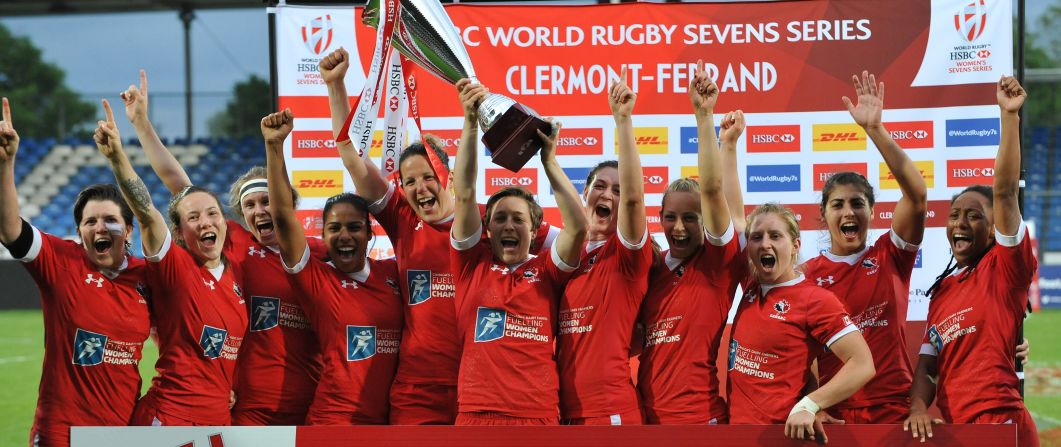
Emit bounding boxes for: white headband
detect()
[239,179,269,202]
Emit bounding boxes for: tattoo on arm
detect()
[120,177,153,215]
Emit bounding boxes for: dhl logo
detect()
[879,161,934,189]
[292,170,344,197]
[812,124,867,151]
[680,166,698,181]
[616,127,669,154]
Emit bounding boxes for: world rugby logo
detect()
[954,0,987,42]
[301,15,334,55]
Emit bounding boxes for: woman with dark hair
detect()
[729,202,875,442]
[94,99,247,426]
[119,70,323,425]
[262,109,402,425]
[904,77,1039,447]
[799,71,927,424]
[449,79,586,425]
[638,62,747,425]
[317,48,556,424]
[0,98,151,447]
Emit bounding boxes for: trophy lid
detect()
[363,0,477,84]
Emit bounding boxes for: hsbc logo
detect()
[556,128,604,156]
[424,129,462,156]
[646,175,664,184]
[485,168,538,194]
[301,15,334,55]
[388,96,400,112]
[292,131,339,158]
[642,166,669,194]
[884,121,934,149]
[747,125,800,153]
[947,158,995,187]
[954,0,987,42]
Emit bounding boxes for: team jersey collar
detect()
[664,250,687,271]
[206,263,225,281]
[98,255,130,280]
[340,260,370,283]
[507,253,536,271]
[759,273,805,297]
[822,243,871,265]
[585,239,607,253]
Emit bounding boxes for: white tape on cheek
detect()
[105,222,124,236]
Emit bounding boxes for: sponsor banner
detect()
[296,209,323,237]
[883,121,934,149]
[680,165,697,181]
[747,125,800,152]
[678,126,721,154]
[619,127,669,154]
[945,117,1000,147]
[423,128,462,156]
[557,167,593,194]
[741,200,950,231]
[746,164,801,192]
[912,0,1012,86]
[556,128,604,155]
[291,130,339,158]
[812,123,867,151]
[947,158,995,187]
[1040,265,1061,309]
[485,168,538,195]
[543,207,562,229]
[812,163,867,191]
[879,160,935,189]
[645,205,663,233]
[642,166,669,194]
[292,170,344,197]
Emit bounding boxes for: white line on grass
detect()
[0,355,31,365]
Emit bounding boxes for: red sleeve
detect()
[223,219,254,265]
[287,256,329,321]
[21,229,82,302]
[991,225,1037,317]
[879,231,918,278]
[307,237,329,260]
[806,287,857,348]
[702,232,747,314]
[618,232,654,276]
[368,181,408,239]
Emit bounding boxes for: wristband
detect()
[788,396,821,416]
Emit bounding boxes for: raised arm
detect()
[261,109,306,268]
[844,71,926,244]
[690,61,730,238]
[610,68,647,244]
[96,99,167,256]
[904,354,942,442]
[450,79,488,241]
[0,98,22,243]
[320,48,388,202]
[121,70,192,195]
[994,76,1026,236]
[719,109,747,234]
[539,122,588,266]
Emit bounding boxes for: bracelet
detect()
[788,396,821,416]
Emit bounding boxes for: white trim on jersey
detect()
[619,227,649,251]
[760,274,805,297]
[995,220,1027,247]
[825,323,860,348]
[144,230,172,262]
[919,342,939,357]
[705,220,736,247]
[542,225,561,250]
[451,222,482,251]
[551,243,577,272]
[889,229,921,252]
[368,182,395,215]
[284,244,311,274]
[18,225,44,263]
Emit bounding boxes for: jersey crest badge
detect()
[347,325,377,361]
[250,296,280,331]
[861,256,880,275]
[407,270,432,305]
[199,325,228,359]
[72,328,108,366]
[474,307,507,343]
[521,267,541,283]
[771,299,791,320]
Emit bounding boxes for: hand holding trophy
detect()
[363,0,553,172]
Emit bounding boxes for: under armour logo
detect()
[816,276,835,286]
[744,287,758,303]
[490,264,510,275]
[203,279,216,290]
[414,221,424,231]
[341,280,359,289]
[248,246,266,258]
[84,274,104,288]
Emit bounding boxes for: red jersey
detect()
[728,276,858,424]
[285,246,403,424]
[369,183,557,386]
[226,223,325,422]
[451,226,575,418]
[17,227,151,441]
[802,231,918,410]
[638,224,745,424]
[921,223,1036,423]
[558,231,653,419]
[142,232,249,425]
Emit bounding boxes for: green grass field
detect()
[0,309,1058,445]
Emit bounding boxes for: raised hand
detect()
[689,60,719,117]
[319,47,351,85]
[842,71,884,130]
[719,109,746,144]
[94,99,123,160]
[997,75,1026,113]
[261,108,295,146]
[121,69,150,125]
[456,78,488,123]
[536,119,562,161]
[0,98,19,163]
[609,67,637,119]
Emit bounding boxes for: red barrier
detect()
[295,424,1016,447]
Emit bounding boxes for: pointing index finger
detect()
[102,99,116,124]
[2,97,11,125]
[140,69,148,98]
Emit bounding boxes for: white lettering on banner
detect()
[382,50,406,177]
[505,62,776,96]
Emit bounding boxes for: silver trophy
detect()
[363,0,552,172]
